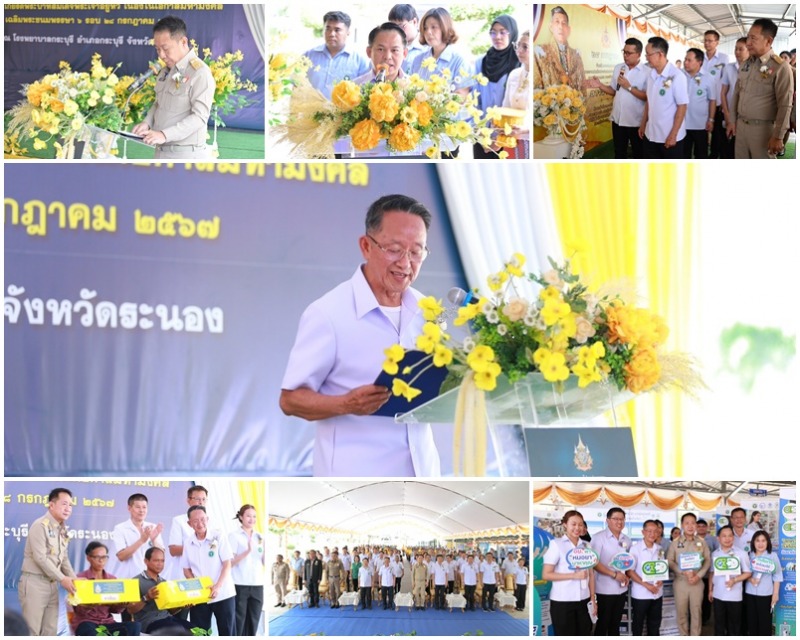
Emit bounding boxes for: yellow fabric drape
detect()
[555,486,603,506]
[237,480,265,520]
[533,485,554,503]
[546,164,697,476]
[604,489,646,508]
[648,490,687,511]
[687,492,724,512]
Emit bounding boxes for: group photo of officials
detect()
[267,3,531,158]
[4,482,266,636]
[267,480,530,636]
[533,4,796,159]
[532,481,796,637]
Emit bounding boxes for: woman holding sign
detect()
[745,530,783,636]
[708,525,752,636]
[542,510,597,635]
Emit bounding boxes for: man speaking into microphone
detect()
[132,16,215,159]
[280,194,441,477]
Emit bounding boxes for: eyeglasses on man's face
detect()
[366,234,429,263]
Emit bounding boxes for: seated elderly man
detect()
[71,541,141,636]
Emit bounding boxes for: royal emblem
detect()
[573,435,593,472]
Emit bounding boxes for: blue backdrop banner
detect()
[4,162,465,476]
[4,4,264,130]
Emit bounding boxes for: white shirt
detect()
[543,536,591,601]
[701,50,730,105]
[629,540,664,600]
[282,266,441,477]
[515,565,529,585]
[379,565,395,587]
[341,552,352,572]
[610,62,648,127]
[445,560,455,580]
[461,562,478,586]
[710,546,751,601]
[112,519,165,579]
[502,66,532,120]
[721,62,740,119]
[644,61,689,143]
[358,565,373,588]
[432,562,447,585]
[228,527,265,586]
[480,561,500,585]
[683,70,715,130]
[733,528,754,552]
[181,529,236,602]
[502,557,517,576]
[592,528,632,595]
[167,513,194,580]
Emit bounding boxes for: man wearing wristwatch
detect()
[127,547,195,634]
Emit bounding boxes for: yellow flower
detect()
[418,296,444,321]
[624,346,661,393]
[400,105,418,125]
[474,361,502,391]
[498,150,509,159]
[382,344,406,375]
[369,91,400,123]
[392,378,422,401]
[453,303,481,326]
[49,99,64,113]
[433,344,454,368]
[487,270,508,292]
[572,360,602,388]
[590,341,606,359]
[331,80,362,111]
[269,53,287,70]
[541,299,571,326]
[533,347,550,367]
[425,145,439,159]
[63,100,79,117]
[505,253,526,277]
[540,351,570,382]
[445,100,460,115]
[350,119,381,151]
[467,345,495,373]
[416,321,443,354]
[388,122,421,151]
[33,137,48,151]
[454,120,472,138]
[421,56,437,71]
[555,313,577,339]
[543,113,557,126]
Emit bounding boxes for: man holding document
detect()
[132,16,215,159]
[280,195,441,477]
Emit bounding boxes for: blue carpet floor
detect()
[269,603,528,636]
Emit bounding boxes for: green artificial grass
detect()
[4,113,264,160]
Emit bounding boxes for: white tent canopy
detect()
[269,480,528,538]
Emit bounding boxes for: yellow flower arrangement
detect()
[285,69,518,157]
[382,254,703,403]
[534,83,587,141]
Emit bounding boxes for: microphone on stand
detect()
[130,61,163,91]
[447,287,479,307]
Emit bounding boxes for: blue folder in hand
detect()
[373,349,449,417]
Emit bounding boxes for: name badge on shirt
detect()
[679,552,703,571]
[610,552,635,572]
[713,555,741,578]
[642,560,669,582]
[566,548,598,570]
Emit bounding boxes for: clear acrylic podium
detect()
[395,373,635,477]
[68,125,152,159]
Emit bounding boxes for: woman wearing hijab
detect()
[474,14,520,159]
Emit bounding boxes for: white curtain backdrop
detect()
[243,4,266,59]
[436,163,563,300]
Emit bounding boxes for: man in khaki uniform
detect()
[326,550,345,608]
[411,553,428,609]
[133,16,215,159]
[728,17,794,158]
[667,513,711,636]
[271,554,290,607]
[18,488,77,636]
[533,6,587,94]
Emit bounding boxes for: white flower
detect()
[760,64,768,73]
[415,90,429,102]
[523,313,537,327]
[486,310,499,324]
[462,337,475,352]
[481,301,495,315]
[497,324,508,336]
[584,294,599,315]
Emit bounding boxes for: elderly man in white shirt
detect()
[280,195,441,477]
[181,505,236,635]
